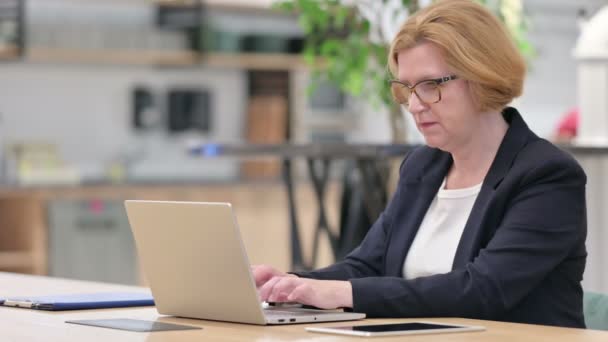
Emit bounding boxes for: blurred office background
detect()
[0,0,607,295]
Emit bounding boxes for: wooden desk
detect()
[1,273,607,341]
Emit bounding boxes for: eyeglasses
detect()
[390,75,458,105]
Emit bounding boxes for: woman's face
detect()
[396,41,480,152]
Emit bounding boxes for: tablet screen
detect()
[336,322,464,332]
[306,322,485,337]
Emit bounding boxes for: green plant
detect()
[274,0,391,107]
[274,0,533,142]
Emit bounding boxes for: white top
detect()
[403,178,482,280]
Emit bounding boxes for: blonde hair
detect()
[388,0,526,112]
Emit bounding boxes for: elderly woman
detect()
[254,0,587,328]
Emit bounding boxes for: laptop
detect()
[124,200,365,325]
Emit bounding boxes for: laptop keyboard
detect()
[264,309,327,317]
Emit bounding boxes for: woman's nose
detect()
[407,92,427,114]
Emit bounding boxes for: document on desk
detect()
[0,292,154,311]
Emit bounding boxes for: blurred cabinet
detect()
[47,200,138,285]
[0,197,46,274]
[242,71,289,179]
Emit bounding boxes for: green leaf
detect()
[344,71,364,95]
[360,19,371,34]
[302,45,316,65]
[272,1,294,11]
[316,10,330,32]
[518,40,536,58]
[334,7,349,29]
[319,39,342,57]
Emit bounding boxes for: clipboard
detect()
[0,292,154,311]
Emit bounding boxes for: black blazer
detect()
[297,107,587,328]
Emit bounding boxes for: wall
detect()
[577,155,608,293]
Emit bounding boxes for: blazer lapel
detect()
[452,107,533,268]
[385,151,452,277]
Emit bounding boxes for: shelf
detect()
[0,45,19,60]
[25,48,308,70]
[26,47,200,66]
[204,52,307,70]
[156,0,278,12]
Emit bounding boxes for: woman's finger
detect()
[258,276,282,301]
[268,277,301,302]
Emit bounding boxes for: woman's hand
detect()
[251,264,291,288]
[258,276,353,310]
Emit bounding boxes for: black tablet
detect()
[306,321,485,337]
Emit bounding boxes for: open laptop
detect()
[124,200,365,325]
